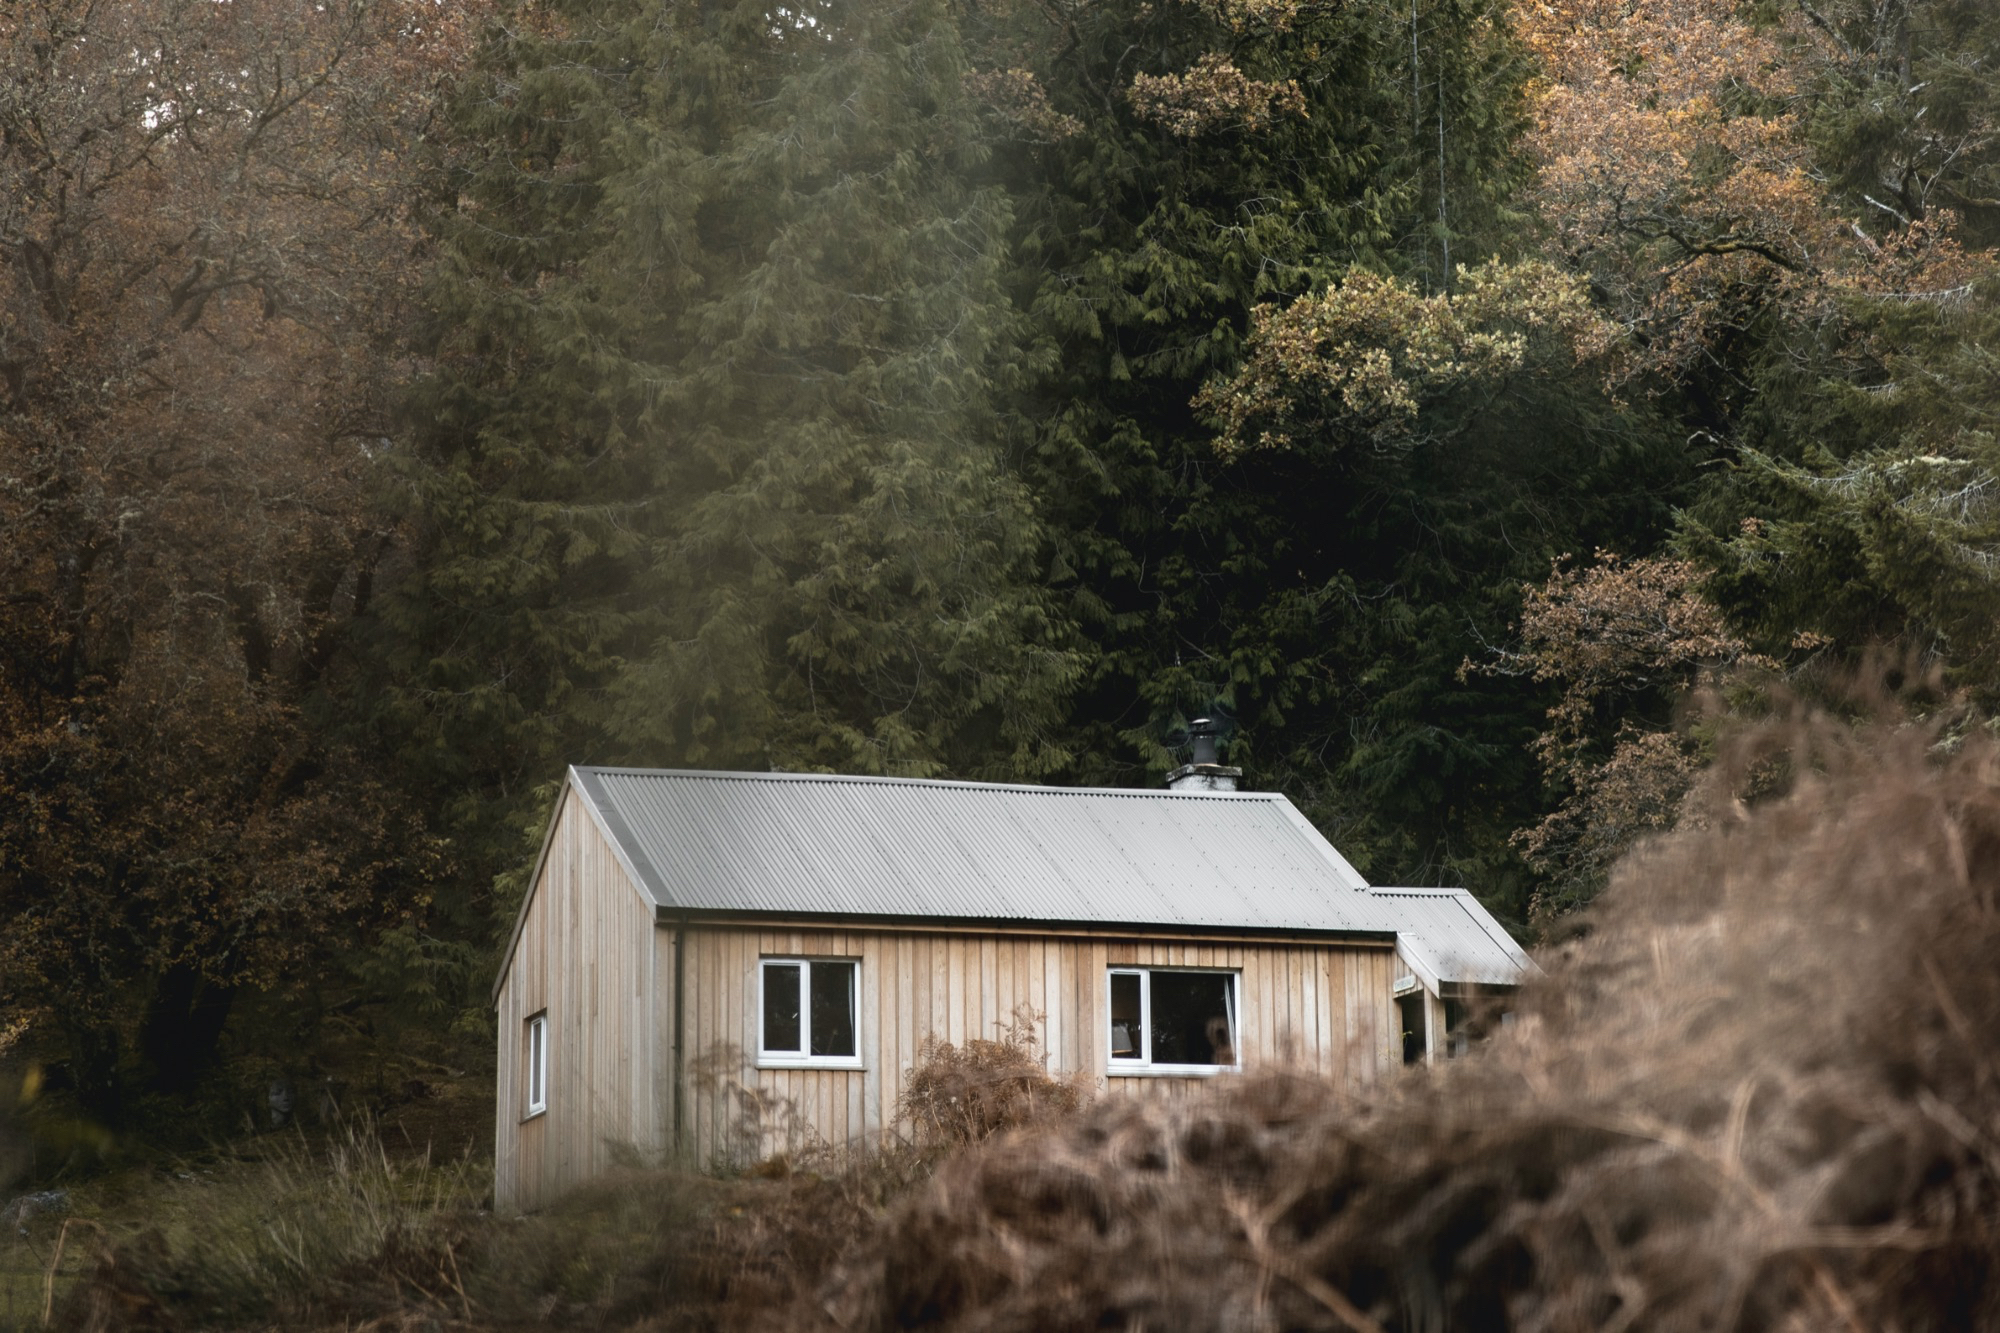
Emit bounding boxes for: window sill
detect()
[521,1108,547,1123]
[1107,1064,1239,1078]
[755,1059,865,1072]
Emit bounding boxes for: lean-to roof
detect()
[1370,887,1541,991]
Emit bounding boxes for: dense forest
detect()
[3,0,1999,1161]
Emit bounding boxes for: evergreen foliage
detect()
[385,0,1080,928]
[1685,280,2000,689]
[385,0,1702,933]
[1673,0,2000,695]
[1491,0,2000,911]
[1788,0,2000,248]
[965,0,1692,905]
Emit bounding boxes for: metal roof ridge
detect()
[573,765,1289,799]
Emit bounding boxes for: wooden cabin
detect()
[491,762,1535,1212]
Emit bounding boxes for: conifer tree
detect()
[1684,280,2000,690]
[963,0,1688,902]
[391,0,1699,935]
[1653,0,2000,697]
[386,0,1079,907]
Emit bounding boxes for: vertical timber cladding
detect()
[676,925,1402,1166]
[493,788,664,1213]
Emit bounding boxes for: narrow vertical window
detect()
[759,958,862,1067]
[525,1012,548,1118]
[1444,998,1470,1059]
[1397,991,1428,1065]
[1109,972,1143,1060]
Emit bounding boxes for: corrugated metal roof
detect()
[1372,888,1541,989]
[564,766,1534,984]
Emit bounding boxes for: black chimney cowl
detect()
[1167,717,1242,793]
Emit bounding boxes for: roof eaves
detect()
[1373,887,1542,986]
[645,906,1402,943]
[1395,938,1446,995]
[1442,891,1542,977]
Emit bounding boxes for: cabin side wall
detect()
[494,788,666,1212]
[677,926,1401,1166]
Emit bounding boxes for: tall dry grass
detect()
[814,703,2000,1331]
[39,1024,1084,1331]
[45,1123,487,1331]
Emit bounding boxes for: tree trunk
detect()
[138,964,238,1099]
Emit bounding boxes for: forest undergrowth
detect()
[25,700,2000,1331]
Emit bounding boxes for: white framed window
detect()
[1107,967,1240,1075]
[524,1012,548,1119]
[758,958,862,1068]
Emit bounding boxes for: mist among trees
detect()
[3,0,1999,1158]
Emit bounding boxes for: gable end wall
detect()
[494,787,668,1212]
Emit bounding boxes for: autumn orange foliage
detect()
[1473,550,1776,922]
[1514,0,1985,374]
[1198,260,1619,455]
[1128,55,1307,137]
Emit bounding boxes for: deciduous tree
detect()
[1474,550,1771,921]
[1513,0,1987,383]
[970,0,1639,906]
[0,0,477,1121]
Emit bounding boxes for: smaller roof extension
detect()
[1369,887,1540,992]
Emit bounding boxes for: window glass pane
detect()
[809,961,857,1057]
[1109,972,1143,1059]
[1149,971,1234,1066]
[763,963,802,1053]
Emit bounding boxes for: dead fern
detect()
[895,1010,1086,1152]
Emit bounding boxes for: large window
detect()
[525,1012,548,1118]
[759,958,861,1067]
[1107,968,1239,1074]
